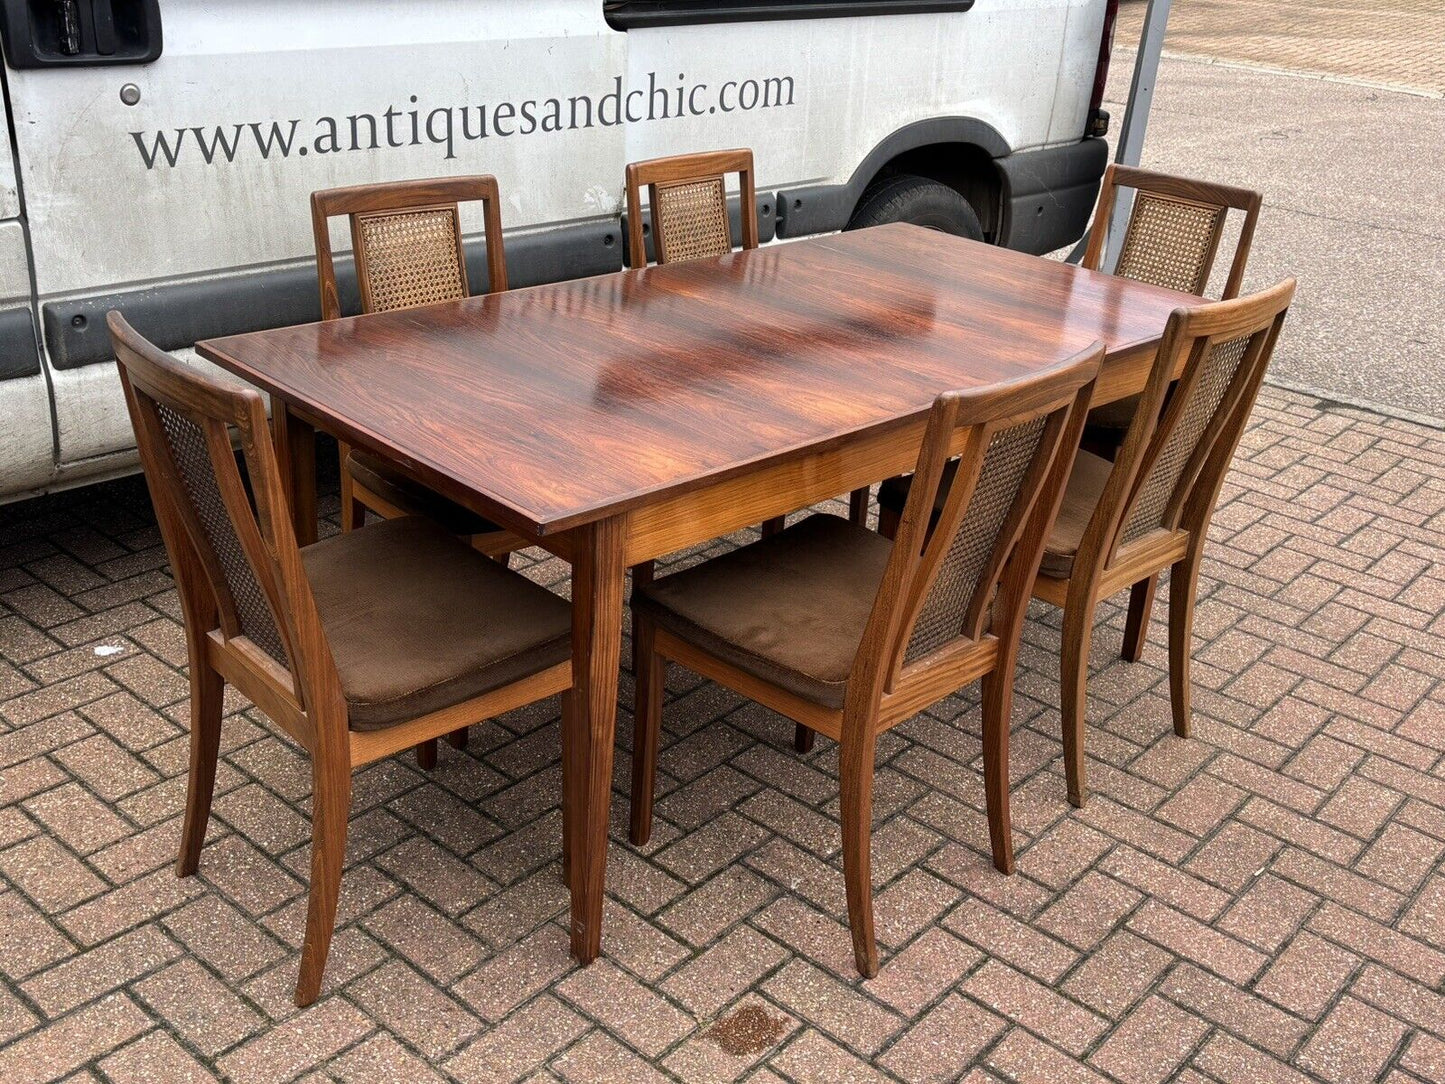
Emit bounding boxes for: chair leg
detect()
[1169,554,1201,738]
[339,469,364,533]
[629,617,663,847]
[848,486,870,526]
[1060,598,1095,809]
[839,730,879,978]
[415,739,437,770]
[980,666,1015,875]
[295,755,351,1007]
[761,516,786,538]
[877,505,901,541]
[630,560,655,679]
[561,689,576,888]
[446,727,469,750]
[1121,574,1158,663]
[794,723,816,753]
[177,660,223,877]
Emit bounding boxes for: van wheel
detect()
[846,174,983,239]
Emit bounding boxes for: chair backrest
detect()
[1089,279,1296,573]
[857,344,1104,697]
[1083,165,1262,300]
[109,312,335,710]
[625,149,758,269]
[310,176,507,321]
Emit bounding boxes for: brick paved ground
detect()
[1,385,1443,1083]
[1115,0,1445,96]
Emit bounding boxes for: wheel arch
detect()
[775,116,1010,239]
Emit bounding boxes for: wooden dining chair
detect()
[313,176,525,767]
[880,166,1262,660]
[1079,165,1263,436]
[109,312,572,1007]
[311,176,518,547]
[629,344,1103,977]
[1083,164,1261,302]
[1030,280,1294,808]
[624,147,760,270]
[1076,167,1264,661]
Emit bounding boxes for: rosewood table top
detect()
[198,223,1197,538]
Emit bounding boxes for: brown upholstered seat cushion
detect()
[347,449,502,537]
[1038,450,1114,578]
[632,514,893,710]
[302,517,570,729]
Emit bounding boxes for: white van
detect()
[0,0,1117,502]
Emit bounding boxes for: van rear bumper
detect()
[994,136,1109,255]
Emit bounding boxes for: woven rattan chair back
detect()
[1093,280,1296,574]
[311,176,508,321]
[109,312,329,702]
[1083,165,1262,300]
[862,346,1103,696]
[625,149,759,269]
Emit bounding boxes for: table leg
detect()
[271,402,317,546]
[563,514,627,964]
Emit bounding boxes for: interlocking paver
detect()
[661,925,788,1018]
[0,993,149,1084]
[21,925,182,1018]
[1088,995,1209,1084]
[444,995,587,1083]
[877,995,1003,1082]
[97,1031,216,1084]
[1296,997,1410,1083]
[1160,962,1311,1059]
[1253,931,1361,1020]
[0,387,1443,1083]
[132,958,266,1056]
[214,997,374,1084]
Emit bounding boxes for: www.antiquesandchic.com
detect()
[129,72,799,169]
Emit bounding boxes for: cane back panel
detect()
[1120,331,1253,546]
[151,401,289,666]
[1114,191,1227,297]
[653,177,732,264]
[354,205,468,313]
[905,416,1050,662]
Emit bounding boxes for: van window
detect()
[605,1,976,30]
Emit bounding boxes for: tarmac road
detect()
[1102,3,1445,424]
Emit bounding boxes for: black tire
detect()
[845,173,983,240]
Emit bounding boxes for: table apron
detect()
[621,418,926,566]
[616,341,1161,566]
[1093,342,1167,407]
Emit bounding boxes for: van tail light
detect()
[1088,0,1120,137]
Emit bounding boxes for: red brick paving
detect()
[0,386,1443,1081]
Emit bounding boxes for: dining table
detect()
[196,221,1201,967]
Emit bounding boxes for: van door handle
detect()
[0,0,162,67]
[58,0,83,54]
[92,0,117,55]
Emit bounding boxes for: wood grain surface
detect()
[199,223,1197,537]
